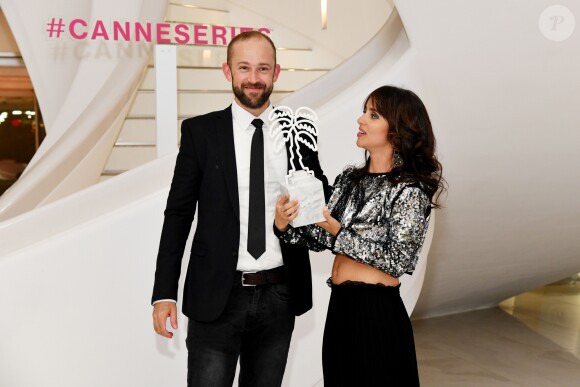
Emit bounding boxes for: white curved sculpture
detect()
[0,0,168,220]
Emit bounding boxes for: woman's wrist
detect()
[274,220,289,233]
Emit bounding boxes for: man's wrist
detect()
[153,299,177,306]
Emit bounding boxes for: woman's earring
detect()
[393,151,404,168]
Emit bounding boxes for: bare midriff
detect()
[331,253,400,287]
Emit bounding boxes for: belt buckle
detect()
[241,271,257,287]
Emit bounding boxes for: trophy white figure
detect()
[269,106,326,227]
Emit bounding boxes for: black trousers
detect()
[186,279,295,387]
[322,281,420,387]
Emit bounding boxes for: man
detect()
[151,31,329,387]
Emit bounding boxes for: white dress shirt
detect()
[231,100,286,272]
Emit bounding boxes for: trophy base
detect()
[281,170,326,228]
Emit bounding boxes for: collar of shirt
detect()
[231,99,274,133]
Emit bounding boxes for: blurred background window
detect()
[0,7,45,195]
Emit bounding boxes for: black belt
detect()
[236,266,286,287]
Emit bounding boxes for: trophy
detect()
[269,106,326,227]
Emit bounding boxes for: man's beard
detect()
[233,82,273,110]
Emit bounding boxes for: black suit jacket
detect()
[152,106,330,322]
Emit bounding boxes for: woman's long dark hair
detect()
[350,85,446,208]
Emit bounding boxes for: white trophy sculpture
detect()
[269,106,326,227]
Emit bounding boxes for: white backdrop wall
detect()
[178,0,391,63]
[395,0,580,318]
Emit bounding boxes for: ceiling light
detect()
[321,0,328,30]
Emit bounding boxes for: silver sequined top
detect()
[279,167,431,278]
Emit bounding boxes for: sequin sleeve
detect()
[333,186,431,277]
[276,223,333,252]
[276,171,352,251]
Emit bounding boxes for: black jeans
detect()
[186,280,295,387]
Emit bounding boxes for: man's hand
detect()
[152,301,178,339]
[316,207,341,236]
[275,193,299,232]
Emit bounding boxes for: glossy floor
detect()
[413,277,580,386]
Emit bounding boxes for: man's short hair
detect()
[227,31,277,66]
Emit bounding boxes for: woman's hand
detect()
[275,193,299,232]
[317,207,341,236]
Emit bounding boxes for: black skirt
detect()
[322,280,420,387]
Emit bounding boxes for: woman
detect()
[274,85,444,386]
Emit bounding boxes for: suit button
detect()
[232,250,238,257]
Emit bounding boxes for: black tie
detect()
[248,118,266,259]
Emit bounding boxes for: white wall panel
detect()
[105,146,157,171]
[118,119,157,143]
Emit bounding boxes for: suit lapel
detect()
[215,106,240,220]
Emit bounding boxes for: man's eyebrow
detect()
[233,61,272,67]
